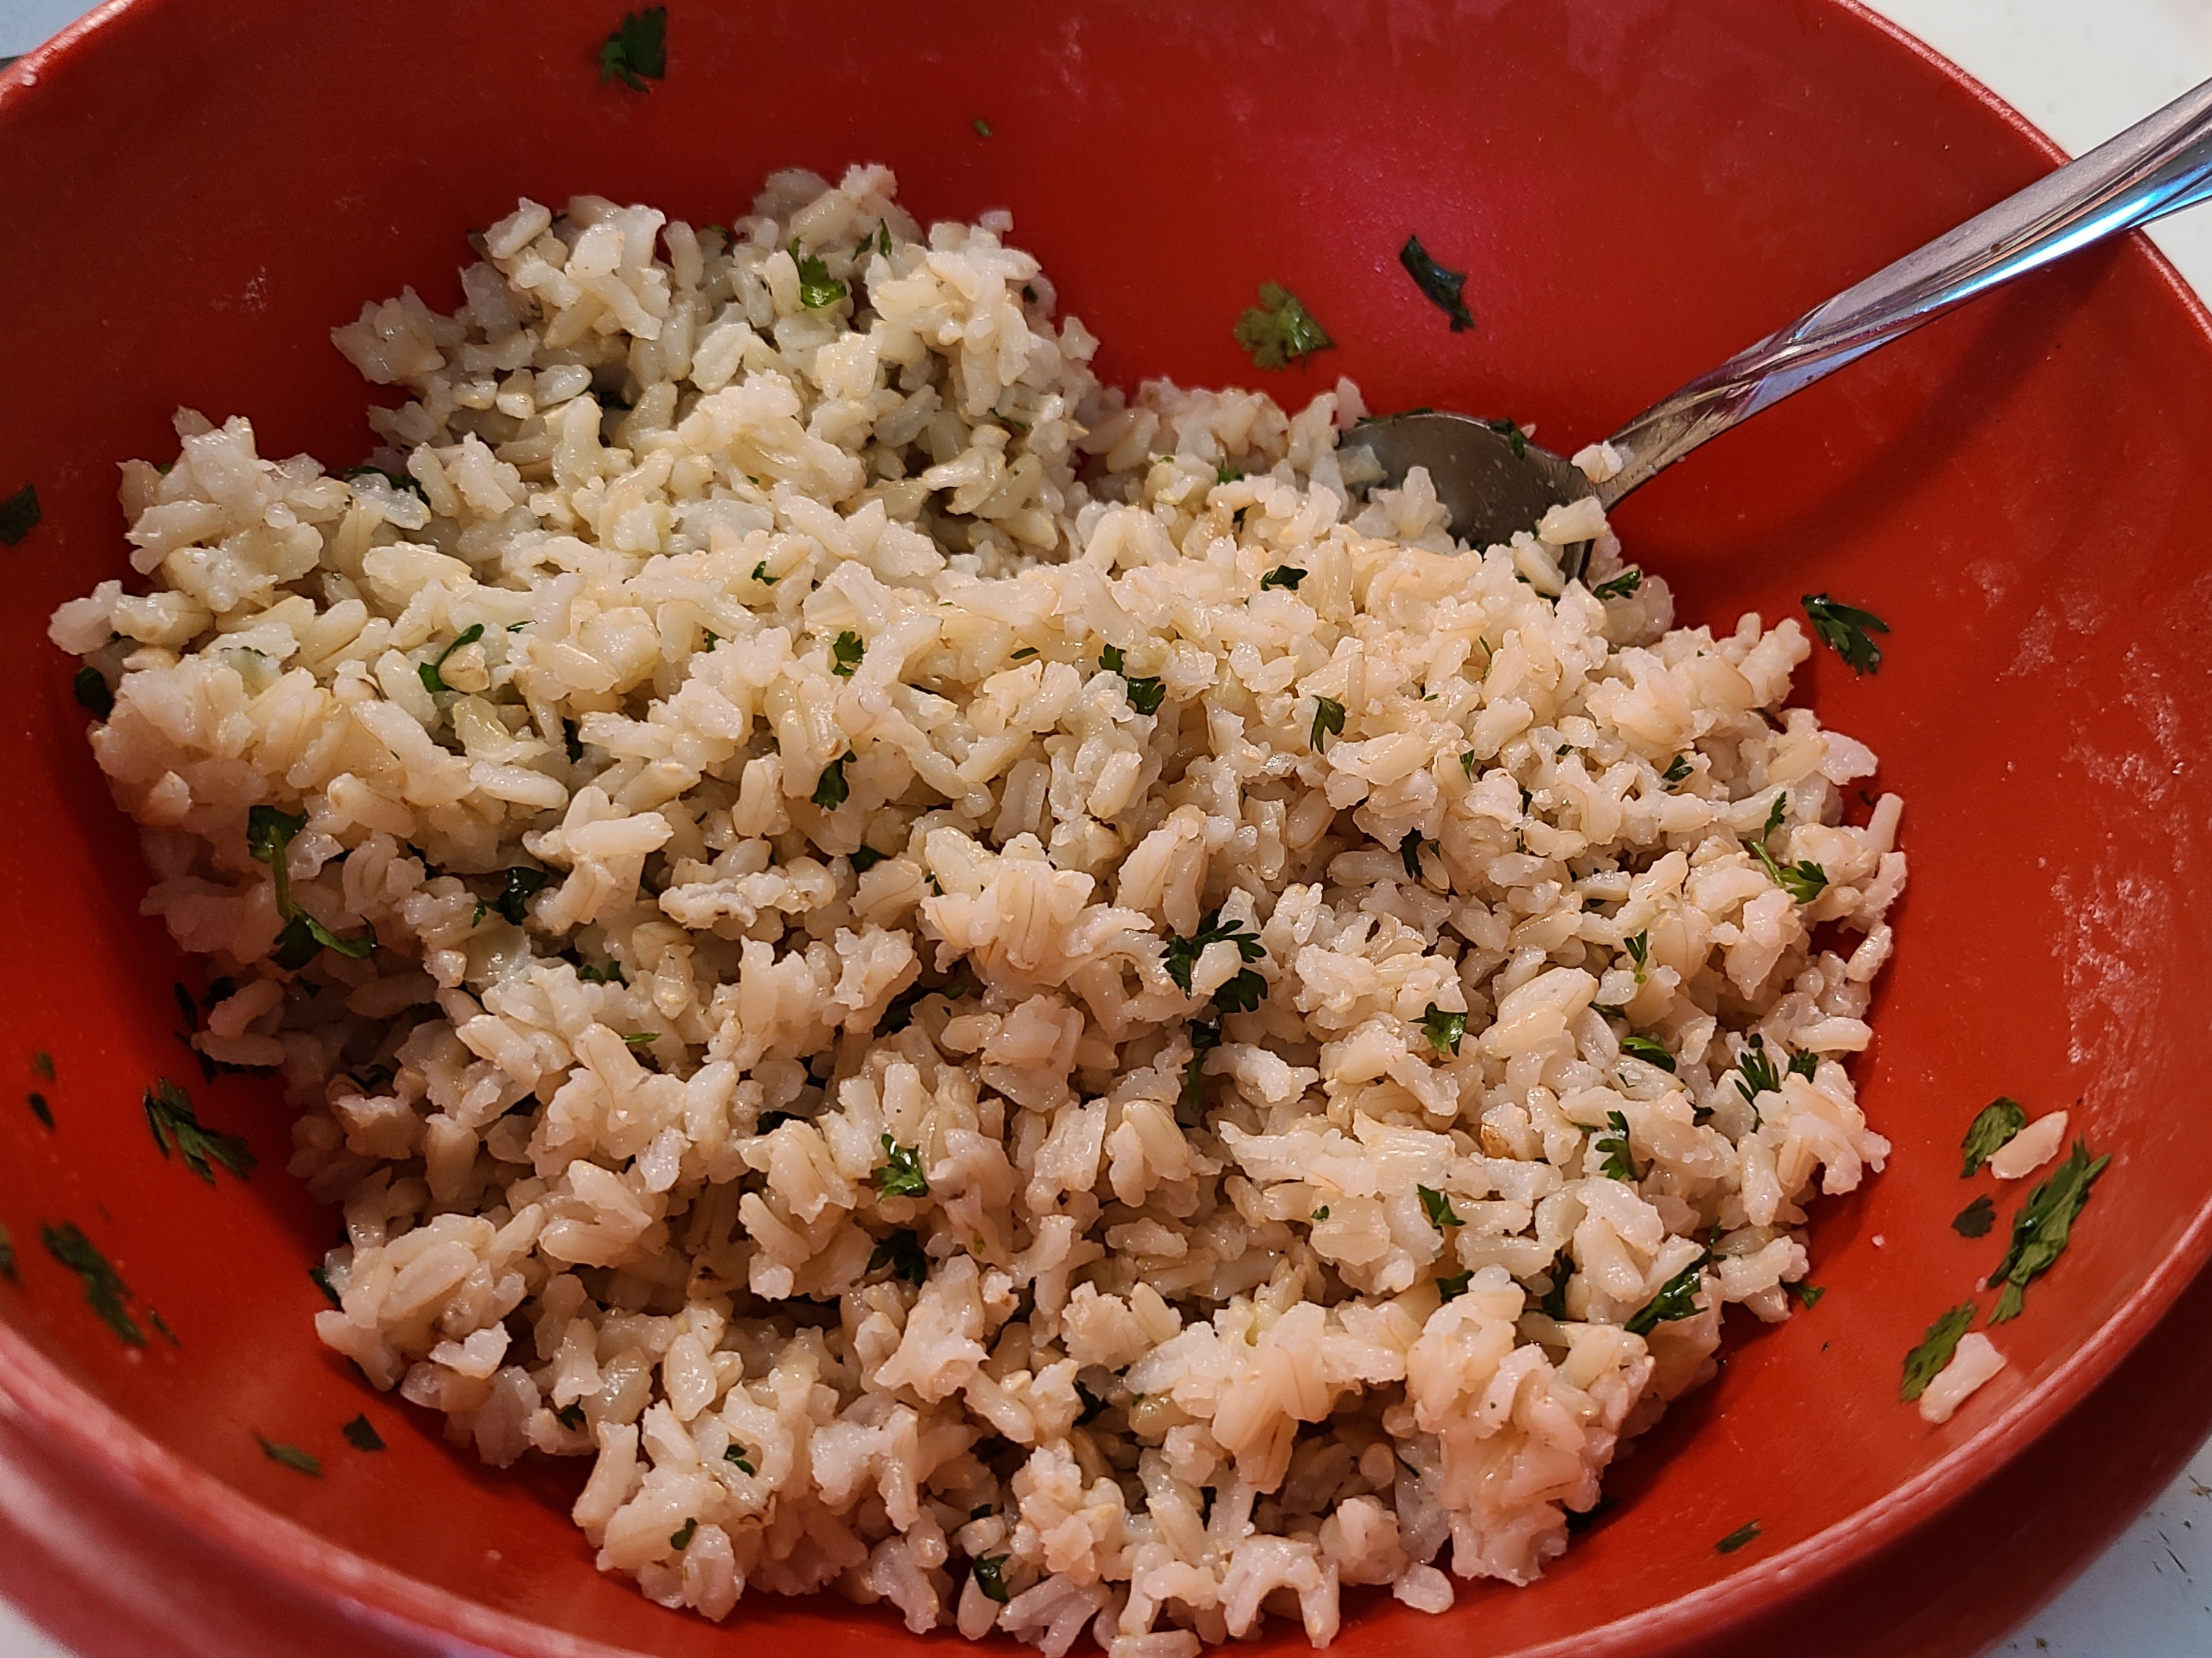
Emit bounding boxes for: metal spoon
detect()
[1345,75,2212,576]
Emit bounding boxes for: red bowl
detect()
[4,2,2211,1654]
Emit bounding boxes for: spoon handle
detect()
[1596,75,2212,506]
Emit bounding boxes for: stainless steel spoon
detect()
[1345,75,2212,575]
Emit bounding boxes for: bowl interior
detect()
[4,1,2212,1654]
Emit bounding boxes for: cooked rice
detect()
[50,164,1903,1648]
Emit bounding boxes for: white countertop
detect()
[2,0,2209,1653]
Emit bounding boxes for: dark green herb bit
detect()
[1310,695,1345,750]
[1952,1195,1996,1238]
[1987,1139,2109,1323]
[0,1223,12,1281]
[0,483,42,545]
[342,1414,385,1451]
[1484,418,1528,459]
[1590,569,1643,601]
[792,246,848,311]
[826,629,864,676]
[31,1051,53,1082]
[416,623,485,696]
[1537,1249,1573,1320]
[670,1518,698,1551]
[622,1031,656,1049]
[257,1434,322,1477]
[1623,929,1649,984]
[1397,235,1474,332]
[1436,1268,1473,1301]
[1460,749,1478,779]
[597,5,667,91]
[73,665,114,719]
[869,1229,929,1285]
[556,1403,587,1431]
[1310,1206,1330,1222]
[1625,1256,1705,1335]
[751,559,777,585]
[1233,282,1333,371]
[1258,565,1306,591]
[249,804,376,965]
[1097,644,1166,714]
[493,865,551,925]
[1418,1185,1462,1229]
[1801,593,1890,674]
[1179,1016,1223,1123]
[875,221,894,258]
[972,1553,1011,1604]
[1900,1301,1977,1401]
[849,847,888,873]
[1216,463,1245,485]
[1661,753,1692,786]
[725,1444,756,1474]
[1788,1049,1819,1080]
[1791,1282,1827,1309]
[143,1078,256,1184]
[565,720,586,763]
[971,118,994,138]
[1419,1003,1466,1059]
[1960,1097,2028,1178]
[812,753,850,810]
[27,1090,52,1128]
[1161,910,1265,996]
[309,1264,341,1307]
[1595,1110,1639,1180]
[1618,1034,1674,1074]
[1735,1035,1781,1104]
[44,1222,140,1344]
[1761,790,1789,841]
[577,959,627,985]
[1397,828,1438,881]
[874,1135,929,1199]
[1715,1521,1762,1556]
[1751,836,1828,904]
[1010,646,1038,660]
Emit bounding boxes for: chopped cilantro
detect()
[869,1229,929,1285]
[0,483,42,545]
[32,1051,53,1081]
[1310,1206,1330,1222]
[792,244,847,311]
[1987,1139,2109,1323]
[1437,1268,1473,1301]
[565,719,585,763]
[28,1091,52,1129]
[1418,1185,1462,1229]
[1623,930,1649,983]
[416,622,485,696]
[751,559,777,584]
[874,1135,929,1199]
[249,803,375,964]
[725,1444,756,1474]
[72,665,113,719]
[309,1265,341,1307]
[973,1554,1011,1603]
[1460,749,1478,779]
[1233,282,1333,371]
[1310,696,1345,750]
[1788,1050,1820,1080]
[1098,644,1166,714]
[971,118,994,138]
[44,1223,141,1345]
[1762,790,1789,842]
[1801,594,1890,674]
[812,753,850,810]
[342,1415,385,1451]
[1960,1097,2028,1178]
[1596,1110,1639,1179]
[577,960,627,985]
[596,6,667,91]
[1419,1004,1466,1058]
[1161,910,1265,996]
[1179,1017,1222,1124]
[849,847,888,873]
[1397,235,1473,332]
[1484,419,1528,459]
[1624,1255,1705,1335]
[1398,828,1437,881]
[1618,1034,1674,1073]
[1791,1282,1827,1309]
[622,1031,656,1049]
[143,1078,256,1184]
[493,865,550,925]
[1952,1195,1996,1238]
[1591,569,1643,601]
[1735,1035,1782,1104]
[875,221,894,258]
[1715,1521,1762,1556]
[1537,1249,1573,1320]
[1258,565,1306,591]
[828,629,864,676]
[670,1518,698,1551]
[1900,1301,1977,1401]
[1011,646,1038,659]
[257,1435,322,1477]
[1751,836,1828,904]
[1216,463,1244,485]
[1661,753,1691,786]
[556,1403,587,1431]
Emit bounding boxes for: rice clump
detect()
[49,164,1903,1651]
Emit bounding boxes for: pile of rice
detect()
[50,165,1903,1651]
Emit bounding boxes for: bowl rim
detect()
[5,0,2212,1654]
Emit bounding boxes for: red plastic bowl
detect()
[4,2,2211,1654]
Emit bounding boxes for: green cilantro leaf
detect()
[1437,1268,1473,1301]
[309,1265,340,1307]
[1419,1003,1466,1058]
[1179,1016,1222,1124]
[792,243,847,311]
[0,483,42,545]
[1735,1034,1782,1103]
[1762,790,1789,842]
[1418,1185,1461,1229]
[1623,930,1649,983]
[1310,1206,1330,1222]
[556,1403,587,1431]
[257,1435,322,1477]
[1960,1097,2028,1178]
[1161,910,1264,996]
[828,629,864,676]
[1397,235,1473,332]
[1484,418,1528,458]
[1986,1139,2109,1323]
[1258,565,1306,591]
[1096,645,1166,713]
[725,1444,756,1474]
[812,753,850,810]
[751,559,777,585]
[869,1229,929,1285]
[1537,1249,1573,1320]
[576,959,627,985]
[849,847,888,873]
[970,118,994,138]
[73,666,113,719]
[1790,1282,1827,1309]
[596,6,667,91]
[1715,1521,1762,1556]
[1952,1194,1996,1238]
[143,1078,255,1184]
[1751,837,1828,904]
[1010,646,1038,660]
[1661,753,1691,786]
[1619,1034,1674,1073]
[670,1519,698,1551]
[28,1092,52,1129]
[973,1554,1011,1604]
[416,622,485,696]
[874,1135,929,1199]
[342,1414,385,1451]
[1625,1254,1705,1334]
[1398,828,1437,881]
[1590,569,1643,601]
[1788,1049,1820,1080]
[1310,696,1345,750]
[493,865,549,925]
[43,1222,142,1345]
[1596,1110,1639,1179]
[1233,282,1333,371]
[1802,593,1890,674]
[1900,1301,1977,1401]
